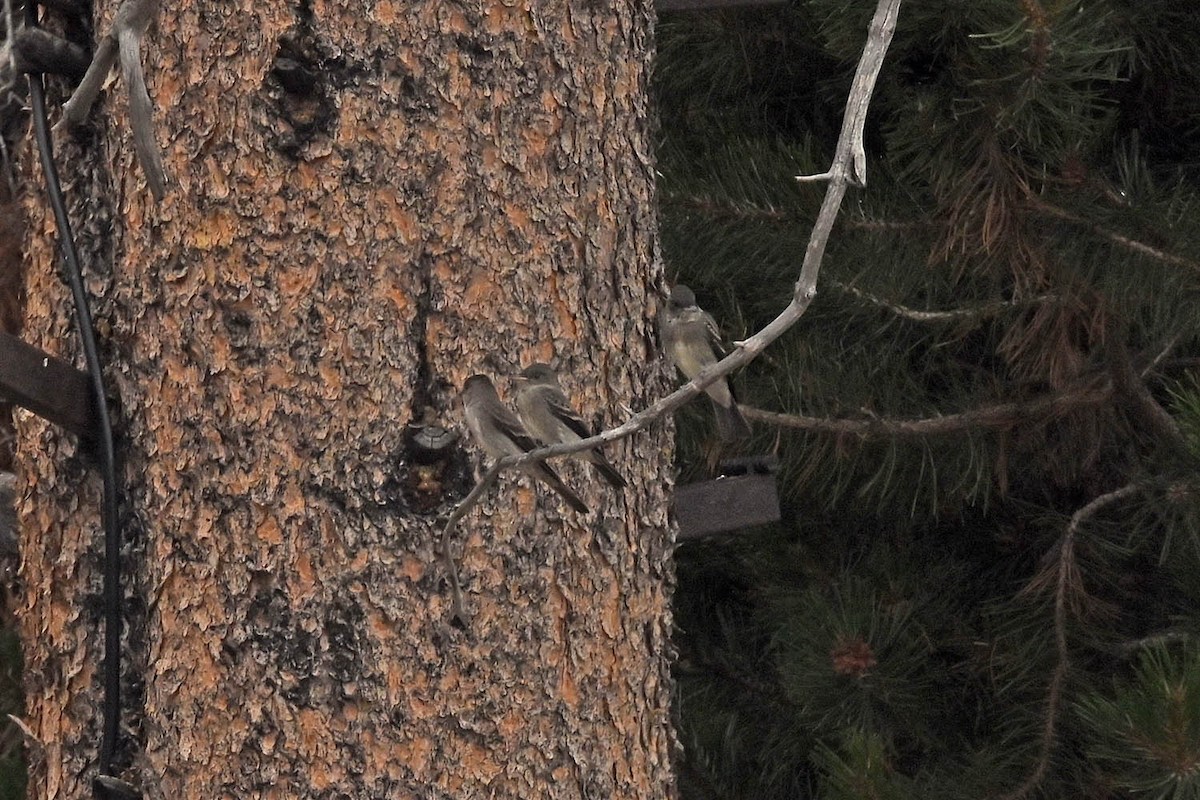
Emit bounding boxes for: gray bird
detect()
[514,364,629,490]
[460,374,590,514]
[660,284,751,441]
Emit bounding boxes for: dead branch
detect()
[57,0,165,201]
[438,463,503,625]
[1028,197,1200,274]
[440,0,904,621]
[499,0,903,473]
[827,279,1058,324]
[1109,338,1190,457]
[739,380,1111,437]
[1001,482,1141,800]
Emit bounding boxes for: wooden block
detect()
[0,331,95,437]
[674,461,781,539]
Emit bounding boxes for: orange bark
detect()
[17,1,675,797]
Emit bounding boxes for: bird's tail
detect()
[533,463,590,514]
[712,397,752,441]
[589,452,629,489]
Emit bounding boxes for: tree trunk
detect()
[16,1,675,798]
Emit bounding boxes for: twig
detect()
[1160,357,1200,371]
[793,1,899,187]
[1109,338,1189,457]
[1113,630,1190,655]
[438,463,503,625]
[843,216,928,231]
[828,279,1058,323]
[117,5,164,200]
[57,0,165,201]
[57,36,114,126]
[739,380,1111,437]
[1140,334,1180,378]
[1000,482,1141,800]
[1028,197,1200,274]
[5,714,39,747]
[440,0,904,619]
[663,194,790,223]
[3,0,13,75]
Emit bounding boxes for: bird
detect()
[659,284,751,441]
[460,374,590,514]
[514,363,629,490]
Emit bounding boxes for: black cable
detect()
[23,0,124,778]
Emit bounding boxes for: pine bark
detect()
[16,1,675,798]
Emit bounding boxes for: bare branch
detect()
[1028,197,1200,273]
[827,279,1058,324]
[1109,338,1189,457]
[843,216,928,232]
[1140,334,1181,378]
[118,22,164,200]
[1001,482,1141,800]
[57,36,116,127]
[438,462,504,625]
[3,0,14,75]
[795,0,900,186]
[1114,629,1191,655]
[738,380,1111,438]
[496,0,902,474]
[441,0,904,616]
[57,0,165,201]
[5,714,38,747]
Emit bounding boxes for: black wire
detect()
[23,0,124,778]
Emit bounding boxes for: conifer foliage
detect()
[658,2,1200,797]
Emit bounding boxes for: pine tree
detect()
[659,2,1200,798]
[11,0,674,797]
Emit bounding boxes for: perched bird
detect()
[660,284,751,441]
[514,363,629,490]
[460,374,590,514]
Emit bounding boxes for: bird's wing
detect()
[493,409,540,452]
[545,390,594,440]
